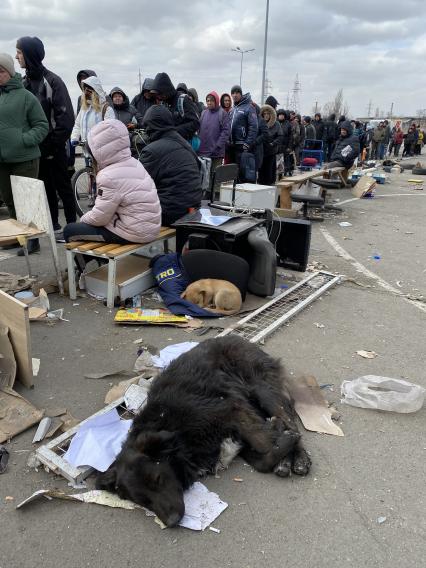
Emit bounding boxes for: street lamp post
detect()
[261,0,270,104]
[231,46,255,87]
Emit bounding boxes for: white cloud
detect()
[0,0,425,117]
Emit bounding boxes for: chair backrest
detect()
[209,163,239,203]
[10,176,53,235]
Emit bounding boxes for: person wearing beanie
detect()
[0,53,48,233]
[328,121,360,169]
[150,72,199,141]
[131,77,155,120]
[15,36,76,247]
[303,116,316,141]
[226,85,258,180]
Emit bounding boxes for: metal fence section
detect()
[217,271,341,344]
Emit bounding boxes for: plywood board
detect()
[0,290,33,388]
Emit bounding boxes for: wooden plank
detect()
[280,185,294,209]
[0,290,33,388]
[65,241,85,250]
[106,244,142,257]
[158,227,176,239]
[91,243,121,255]
[73,242,106,253]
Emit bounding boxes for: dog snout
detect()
[164,511,183,528]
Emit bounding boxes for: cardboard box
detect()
[84,256,155,300]
[351,176,376,198]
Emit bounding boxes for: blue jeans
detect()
[378,143,385,160]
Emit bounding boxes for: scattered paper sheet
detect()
[64,409,132,472]
[16,483,228,530]
[179,482,228,530]
[288,375,344,436]
[151,342,199,368]
[356,350,377,359]
[199,208,232,227]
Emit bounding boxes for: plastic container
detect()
[341,375,425,413]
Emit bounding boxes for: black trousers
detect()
[39,147,77,226]
[257,154,277,185]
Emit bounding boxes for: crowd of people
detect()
[0,36,424,257]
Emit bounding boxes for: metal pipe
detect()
[261,0,270,104]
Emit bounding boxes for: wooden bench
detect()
[65,227,176,307]
[276,166,347,209]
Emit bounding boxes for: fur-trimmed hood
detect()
[260,104,277,128]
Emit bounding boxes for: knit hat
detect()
[0,53,15,77]
[231,84,242,95]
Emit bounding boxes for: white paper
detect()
[151,342,199,369]
[199,208,232,227]
[179,482,228,531]
[64,409,132,472]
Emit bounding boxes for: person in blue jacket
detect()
[226,85,258,179]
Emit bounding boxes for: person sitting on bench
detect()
[327,120,360,170]
[64,119,161,245]
[139,104,202,226]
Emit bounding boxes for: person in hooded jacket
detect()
[131,78,155,120]
[110,87,143,128]
[220,93,232,113]
[265,95,279,110]
[324,113,338,160]
[257,105,282,185]
[314,113,325,142]
[140,105,202,226]
[198,91,230,193]
[277,109,294,176]
[15,36,76,247]
[76,69,97,113]
[188,88,205,115]
[328,121,360,169]
[150,73,200,142]
[71,76,115,144]
[0,53,48,223]
[63,119,161,256]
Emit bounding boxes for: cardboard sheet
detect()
[0,387,44,443]
[0,219,42,239]
[288,375,344,436]
[0,325,16,388]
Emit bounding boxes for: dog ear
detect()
[135,431,178,458]
[95,463,117,491]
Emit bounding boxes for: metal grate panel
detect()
[217,271,341,343]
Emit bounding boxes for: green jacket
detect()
[0,73,48,163]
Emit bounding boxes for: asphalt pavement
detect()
[1,158,425,568]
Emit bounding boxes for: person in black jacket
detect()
[110,87,143,128]
[16,36,76,250]
[131,78,155,120]
[328,120,360,169]
[303,116,316,141]
[265,95,279,110]
[140,105,202,226]
[257,105,282,185]
[150,73,199,142]
[314,113,325,142]
[324,113,338,160]
[277,109,294,176]
[226,85,258,179]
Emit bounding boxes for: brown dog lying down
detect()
[181,279,242,315]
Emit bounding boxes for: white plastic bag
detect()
[341,375,425,413]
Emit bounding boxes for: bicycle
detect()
[71,143,97,217]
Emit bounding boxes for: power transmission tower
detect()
[289,74,301,113]
[138,68,142,93]
[264,73,272,99]
[367,100,372,117]
[285,91,290,108]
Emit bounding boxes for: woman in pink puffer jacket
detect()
[64,119,161,246]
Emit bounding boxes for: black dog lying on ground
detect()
[96,336,311,527]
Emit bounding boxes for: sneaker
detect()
[53,222,62,232]
[55,232,65,243]
[17,239,40,256]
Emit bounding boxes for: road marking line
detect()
[337,193,425,206]
[319,226,426,314]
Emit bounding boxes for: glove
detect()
[71,140,79,147]
[127,123,136,130]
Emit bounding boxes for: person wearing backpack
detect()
[140,105,202,226]
[198,91,231,194]
[15,36,76,249]
[150,72,200,142]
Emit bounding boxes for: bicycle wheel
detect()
[71,167,96,217]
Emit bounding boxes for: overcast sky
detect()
[1,0,425,117]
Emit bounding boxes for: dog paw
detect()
[274,456,292,478]
[292,449,312,476]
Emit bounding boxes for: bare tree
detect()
[322,89,350,118]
